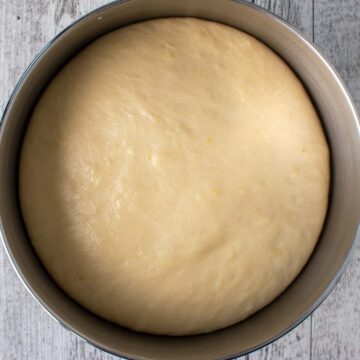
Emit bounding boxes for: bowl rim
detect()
[1,0,359,359]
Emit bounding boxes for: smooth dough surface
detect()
[19,18,329,335]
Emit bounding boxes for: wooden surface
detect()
[0,1,359,359]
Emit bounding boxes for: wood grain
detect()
[0,1,359,359]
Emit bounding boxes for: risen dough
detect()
[19,18,329,335]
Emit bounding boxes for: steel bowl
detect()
[1,0,359,359]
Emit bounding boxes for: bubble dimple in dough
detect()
[19,18,329,335]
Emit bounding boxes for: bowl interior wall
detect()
[0,0,359,359]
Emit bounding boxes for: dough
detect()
[19,18,329,335]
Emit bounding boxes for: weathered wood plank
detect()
[1,1,359,360]
[311,1,360,359]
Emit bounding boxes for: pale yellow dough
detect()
[19,18,329,335]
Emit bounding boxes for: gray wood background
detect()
[0,0,359,359]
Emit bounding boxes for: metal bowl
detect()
[1,0,359,359]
